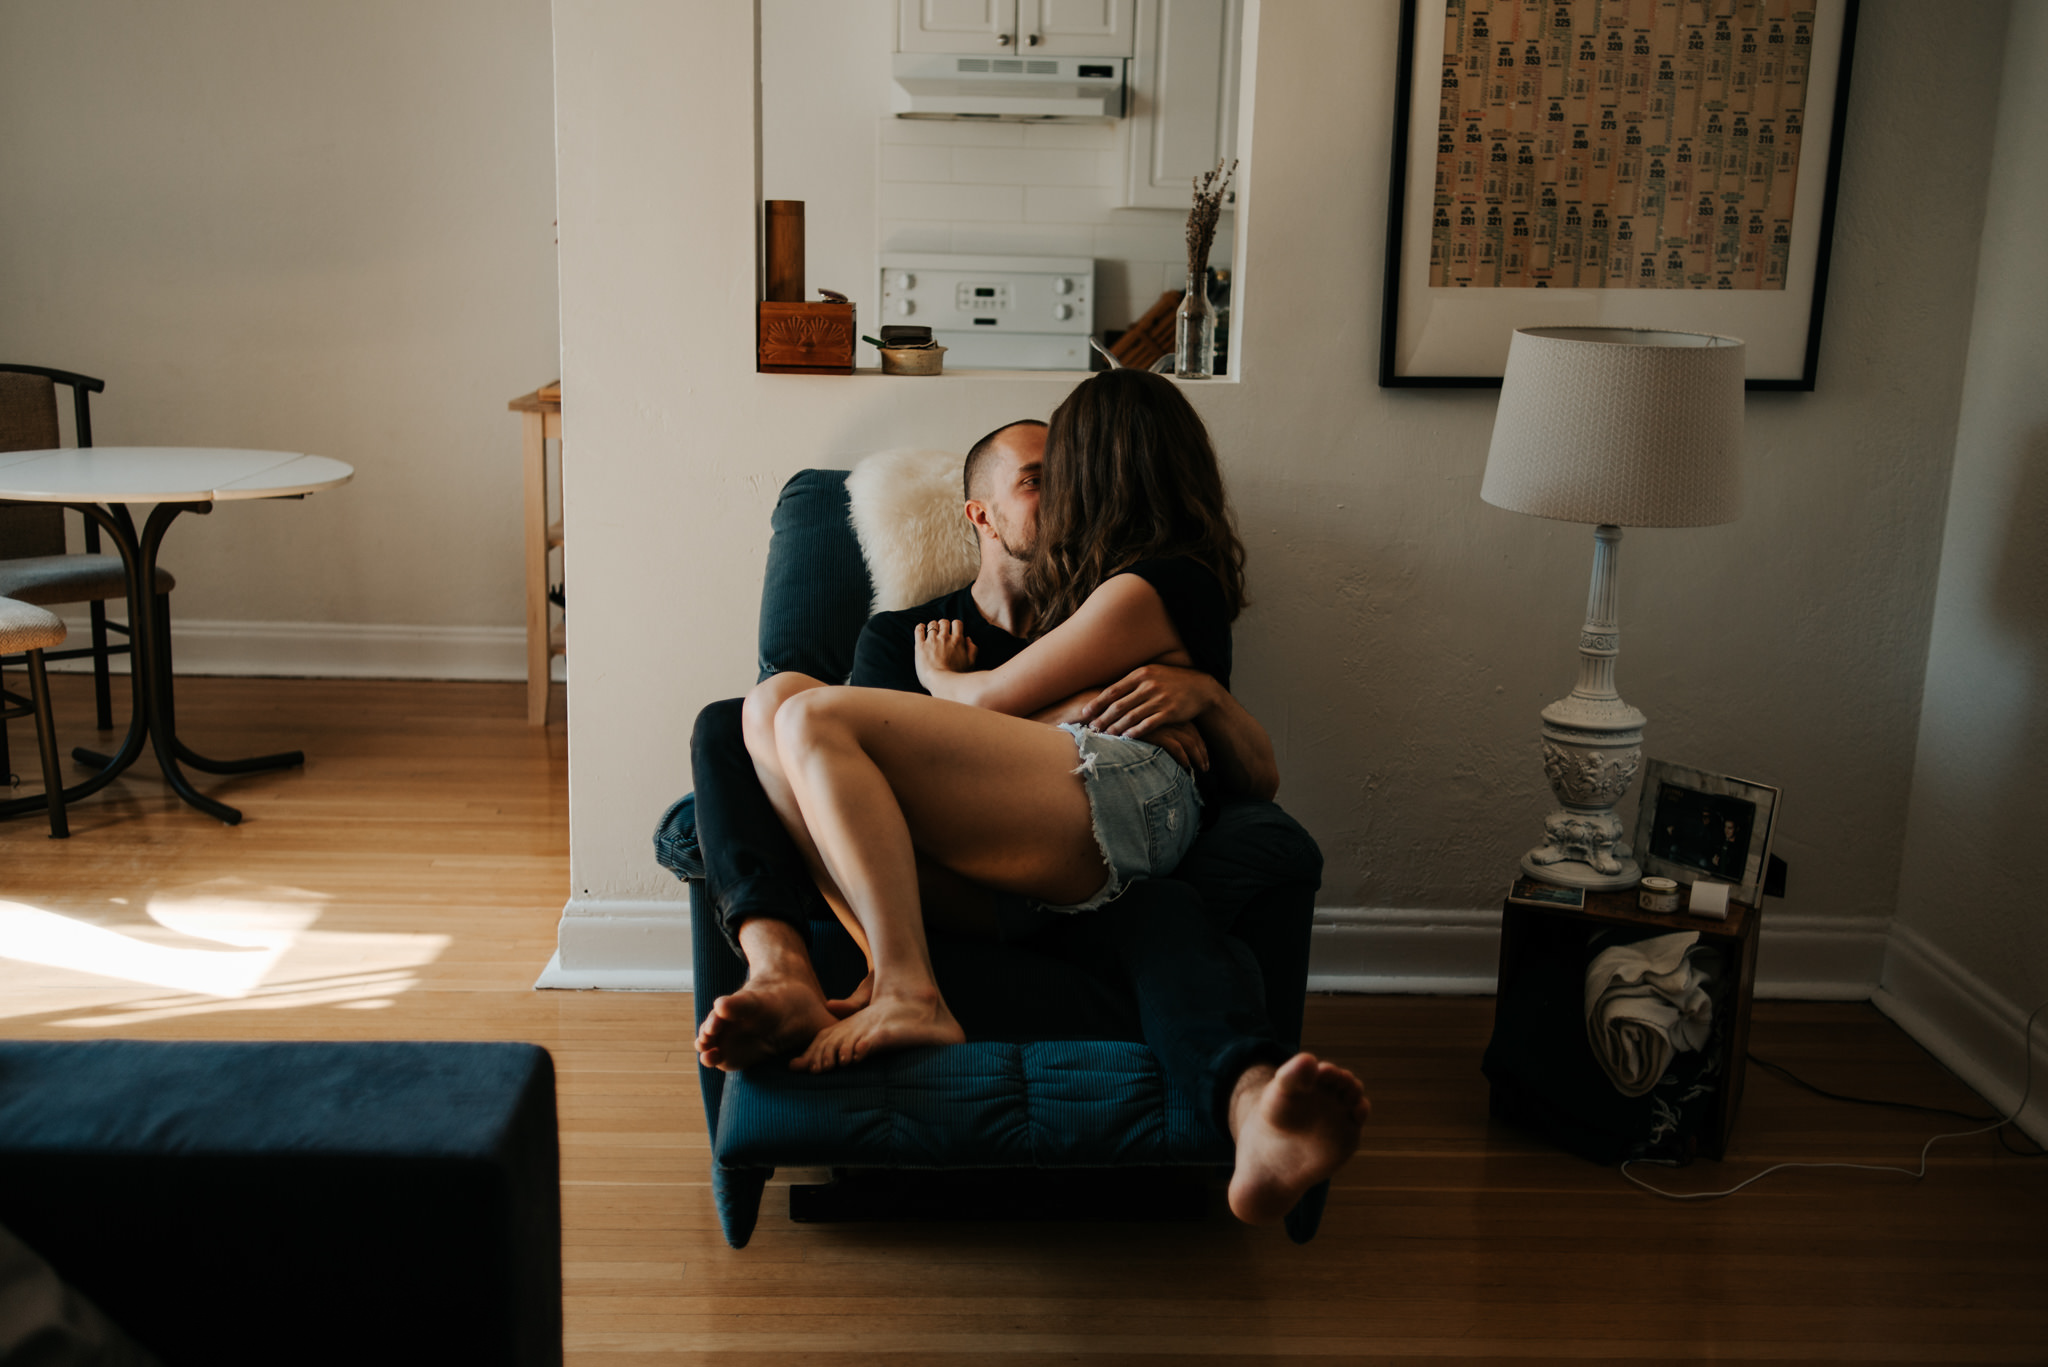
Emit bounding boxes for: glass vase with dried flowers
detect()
[1176,159,1236,379]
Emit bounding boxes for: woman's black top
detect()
[1118,557,1232,691]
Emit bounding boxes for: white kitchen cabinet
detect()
[899,0,1017,54]
[899,0,1133,57]
[1026,0,1135,55]
[1122,0,1241,208]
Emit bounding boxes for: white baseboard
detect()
[534,950,690,992]
[537,898,691,991]
[1875,923,2048,1146]
[1306,908,1500,995]
[540,897,1890,1001]
[1752,913,1890,999]
[45,615,567,682]
[1305,906,1889,999]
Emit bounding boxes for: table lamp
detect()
[1481,326,1745,889]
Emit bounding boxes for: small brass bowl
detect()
[879,345,947,376]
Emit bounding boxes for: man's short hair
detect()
[963,419,1048,501]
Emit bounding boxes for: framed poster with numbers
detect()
[1379,0,1858,389]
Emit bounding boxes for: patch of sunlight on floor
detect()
[0,878,451,1028]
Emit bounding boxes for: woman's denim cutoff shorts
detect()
[1038,722,1204,914]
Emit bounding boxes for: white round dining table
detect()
[0,446,354,825]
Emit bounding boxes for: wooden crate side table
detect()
[1493,887,1762,1160]
[508,384,563,727]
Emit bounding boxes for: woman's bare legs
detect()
[768,685,1106,1071]
[739,673,870,960]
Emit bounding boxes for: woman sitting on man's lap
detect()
[734,368,1368,1224]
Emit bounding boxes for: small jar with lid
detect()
[1638,876,1681,914]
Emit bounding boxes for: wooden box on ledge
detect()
[758,301,855,375]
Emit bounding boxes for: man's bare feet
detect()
[1226,1053,1371,1225]
[789,984,964,1072]
[696,971,841,1072]
[697,917,849,1072]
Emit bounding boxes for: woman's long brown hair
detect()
[1025,368,1246,634]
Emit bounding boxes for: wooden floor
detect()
[2,673,2044,1364]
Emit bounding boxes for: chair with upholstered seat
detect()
[665,467,1329,1249]
[0,596,69,837]
[0,365,176,734]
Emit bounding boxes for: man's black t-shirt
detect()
[850,585,1027,693]
[849,558,1231,695]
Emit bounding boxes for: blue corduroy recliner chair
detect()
[665,468,1326,1249]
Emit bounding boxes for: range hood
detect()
[890,54,1127,122]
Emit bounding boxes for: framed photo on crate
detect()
[1634,760,1780,906]
[1379,0,1860,389]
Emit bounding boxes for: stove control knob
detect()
[1052,277,1073,295]
[1052,303,1074,321]
[895,299,915,316]
[890,271,915,289]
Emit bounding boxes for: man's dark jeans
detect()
[691,699,826,955]
[689,698,1294,1135]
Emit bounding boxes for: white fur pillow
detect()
[844,448,979,613]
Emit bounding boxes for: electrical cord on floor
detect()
[1749,1053,1995,1121]
[1621,998,2048,1199]
[1748,1052,2045,1156]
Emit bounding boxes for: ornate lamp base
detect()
[1519,525,1646,891]
[1522,847,1641,890]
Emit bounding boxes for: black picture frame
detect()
[1379,0,1859,390]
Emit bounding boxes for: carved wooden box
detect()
[758,301,855,374]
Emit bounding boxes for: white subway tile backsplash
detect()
[886,181,1026,222]
[952,147,1112,188]
[864,113,1226,349]
[1024,184,1120,223]
[879,117,1025,147]
[881,144,955,183]
[1092,259,1151,332]
[880,220,955,253]
[1020,121,1119,151]
[948,222,1096,257]
[1091,216,1187,262]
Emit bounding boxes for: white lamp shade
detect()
[1481,327,1746,528]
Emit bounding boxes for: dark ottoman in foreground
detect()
[0,1040,560,1367]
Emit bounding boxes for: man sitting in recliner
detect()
[691,396,1367,1224]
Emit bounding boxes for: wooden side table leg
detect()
[522,410,550,727]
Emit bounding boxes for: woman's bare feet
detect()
[789,984,964,1072]
[1226,1053,1371,1225]
[825,971,873,1020]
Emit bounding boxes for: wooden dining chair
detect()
[0,365,175,731]
[0,596,69,837]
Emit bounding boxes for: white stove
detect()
[878,252,1094,370]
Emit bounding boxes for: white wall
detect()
[1887,0,2048,1139]
[0,0,560,667]
[550,2,2002,997]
